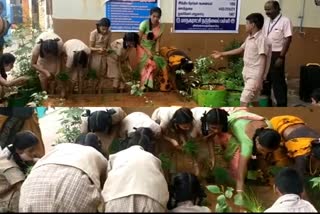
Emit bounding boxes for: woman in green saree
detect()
[137,7,169,91]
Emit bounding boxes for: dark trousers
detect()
[261,52,288,107]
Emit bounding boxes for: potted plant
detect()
[191,57,228,107]
[6,23,42,106]
[223,40,245,107]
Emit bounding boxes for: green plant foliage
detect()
[56,108,84,144]
[127,81,144,97]
[242,187,265,212]
[310,177,320,189]
[28,91,48,106]
[87,69,98,80]
[57,71,70,82]
[182,140,199,158]
[108,138,121,155]
[158,153,174,171]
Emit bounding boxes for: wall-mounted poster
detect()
[105,0,160,32]
[174,0,241,33]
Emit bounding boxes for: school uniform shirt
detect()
[32,143,108,190]
[80,107,127,133]
[170,201,211,212]
[263,14,293,52]
[0,148,25,212]
[241,30,272,80]
[151,107,182,131]
[120,112,161,138]
[32,31,64,76]
[264,194,317,212]
[63,39,91,68]
[102,145,169,208]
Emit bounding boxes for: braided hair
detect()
[201,108,229,136]
[7,131,39,174]
[119,127,155,153]
[38,38,60,58]
[167,172,207,210]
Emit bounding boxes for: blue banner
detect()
[174,0,241,33]
[105,0,159,32]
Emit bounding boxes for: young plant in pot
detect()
[191,56,228,107]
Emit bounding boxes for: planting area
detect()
[38,107,320,212]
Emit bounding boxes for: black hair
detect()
[147,7,162,40]
[73,50,89,68]
[180,58,194,73]
[268,0,281,11]
[201,108,229,136]
[0,53,15,79]
[7,131,39,174]
[96,18,111,33]
[119,127,155,153]
[311,88,320,103]
[123,32,140,49]
[246,13,264,30]
[252,128,281,156]
[38,38,60,58]
[75,132,104,154]
[170,108,193,131]
[275,167,303,195]
[311,139,320,160]
[84,109,116,134]
[167,172,207,210]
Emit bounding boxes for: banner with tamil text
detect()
[174,0,241,33]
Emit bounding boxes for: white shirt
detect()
[102,146,169,208]
[63,39,91,68]
[263,14,293,52]
[170,201,211,213]
[33,143,108,189]
[264,194,317,212]
[151,107,182,131]
[120,112,161,138]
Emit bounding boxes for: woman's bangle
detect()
[236,189,244,193]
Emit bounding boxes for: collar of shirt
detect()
[177,200,194,208]
[273,194,301,207]
[270,13,282,23]
[249,30,262,40]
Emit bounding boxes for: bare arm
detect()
[90,41,103,52]
[163,135,180,148]
[222,48,244,57]
[280,36,292,57]
[0,76,28,87]
[211,47,244,59]
[31,54,51,78]
[155,36,161,54]
[236,155,250,192]
[138,30,152,57]
[257,54,267,85]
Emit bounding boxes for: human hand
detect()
[208,157,215,169]
[274,57,284,68]
[172,140,182,150]
[211,51,223,59]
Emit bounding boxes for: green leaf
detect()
[217,195,227,205]
[225,189,233,199]
[234,192,245,206]
[207,185,221,194]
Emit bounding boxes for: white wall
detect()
[52,0,320,28]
